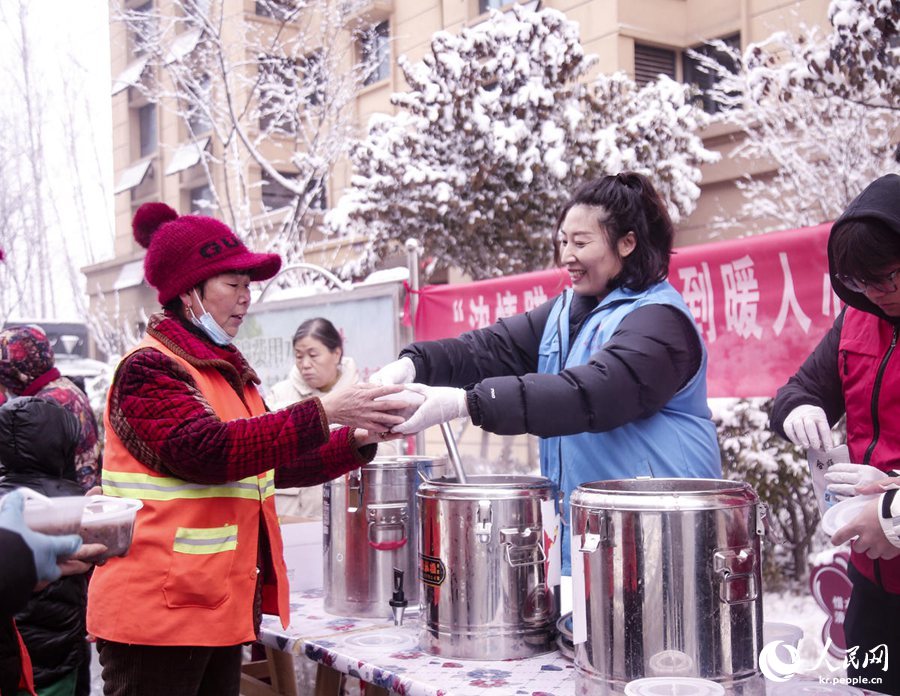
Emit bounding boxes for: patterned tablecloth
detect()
[257,589,577,696]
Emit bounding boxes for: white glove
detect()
[375,388,426,420]
[825,463,890,499]
[370,357,416,386]
[782,404,833,450]
[392,383,468,435]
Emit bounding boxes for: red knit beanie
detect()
[133,203,282,305]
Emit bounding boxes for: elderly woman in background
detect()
[87,202,405,696]
[269,317,359,517]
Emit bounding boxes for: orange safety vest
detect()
[87,336,290,646]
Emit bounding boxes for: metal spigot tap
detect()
[389,567,408,626]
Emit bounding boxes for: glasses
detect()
[838,268,900,294]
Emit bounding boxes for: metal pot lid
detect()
[570,478,758,512]
[366,455,443,470]
[417,474,554,499]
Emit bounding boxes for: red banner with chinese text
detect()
[411,223,837,398]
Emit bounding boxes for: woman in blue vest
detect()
[374,172,721,572]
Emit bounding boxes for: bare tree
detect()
[0,0,113,326]
[114,0,375,266]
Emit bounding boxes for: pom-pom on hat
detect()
[133,202,282,305]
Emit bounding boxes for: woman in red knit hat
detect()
[86,203,406,696]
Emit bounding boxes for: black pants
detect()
[845,564,900,695]
[96,640,242,696]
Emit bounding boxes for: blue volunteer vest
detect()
[538,283,721,573]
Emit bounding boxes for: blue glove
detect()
[0,490,83,583]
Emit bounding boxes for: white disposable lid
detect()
[82,495,143,523]
[624,677,725,696]
[648,649,694,676]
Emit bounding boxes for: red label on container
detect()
[419,553,446,587]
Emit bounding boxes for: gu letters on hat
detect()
[132,202,282,305]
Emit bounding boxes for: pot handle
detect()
[713,547,759,604]
[367,503,409,551]
[501,527,546,567]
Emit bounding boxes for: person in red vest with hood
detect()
[87,203,405,696]
[772,173,900,695]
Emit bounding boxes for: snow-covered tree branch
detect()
[114,0,373,264]
[691,0,898,235]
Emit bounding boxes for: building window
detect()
[187,74,213,133]
[259,56,298,133]
[188,184,214,214]
[683,33,741,114]
[305,177,327,211]
[479,0,505,12]
[255,0,296,20]
[359,20,390,87]
[128,1,157,57]
[301,51,324,107]
[260,170,297,211]
[138,103,158,157]
[634,43,676,87]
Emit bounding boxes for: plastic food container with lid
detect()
[79,495,144,560]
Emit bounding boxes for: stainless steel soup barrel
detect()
[417,474,560,659]
[324,455,442,618]
[570,479,765,695]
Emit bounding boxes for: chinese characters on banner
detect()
[410,223,836,398]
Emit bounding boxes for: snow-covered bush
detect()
[711,397,830,589]
[329,6,716,280]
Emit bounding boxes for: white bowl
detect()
[820,494,878,536]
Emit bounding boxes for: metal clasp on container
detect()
[579,510,612,554]
[500,527,546,567]
[347,469,363,512]
[475,500,492,543]
[366,503,408,551]
[714,547,759,604]
[756,503,784,544]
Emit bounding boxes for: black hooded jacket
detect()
[0,397,87,687]
[771,174,900,434]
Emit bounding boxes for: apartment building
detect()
[84,0,830,335]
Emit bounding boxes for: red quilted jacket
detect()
[108,313,374,486]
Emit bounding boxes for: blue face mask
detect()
[188,291,233,347]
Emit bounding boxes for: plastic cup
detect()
[79,495,143,560]
[763,621,803,663]
[624,677,724,695]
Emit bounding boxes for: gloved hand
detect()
[0,490,83,584]
[392,384,468,435]
[370,357,416,386]
[826,464,891,499]
[782,404,833,450]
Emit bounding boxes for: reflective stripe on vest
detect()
[101,469,275,501]
[173,525,239,554]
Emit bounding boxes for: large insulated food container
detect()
[417,474,561,659]
[324,455,442,618]
[570,479,766,695]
